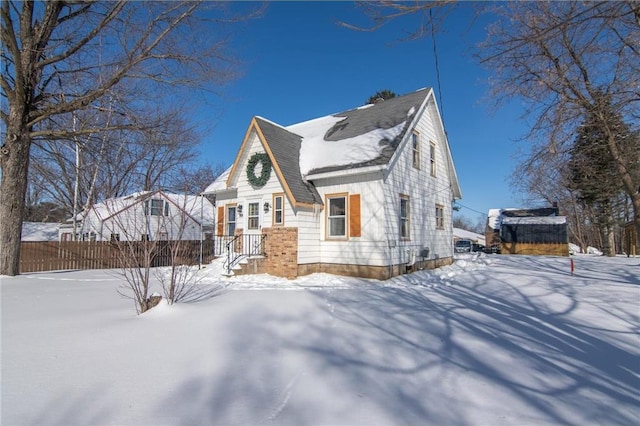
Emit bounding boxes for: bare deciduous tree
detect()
[339,1,458,40]
[345,1,640,252]
[166,163,228,195]
[1,1,261,275]
[478,1,640,252]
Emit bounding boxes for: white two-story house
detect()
[204,87,462,279]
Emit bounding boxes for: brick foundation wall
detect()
[263,227,298,279]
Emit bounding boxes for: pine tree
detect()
[365,89,397,105]
[567,93,639,255]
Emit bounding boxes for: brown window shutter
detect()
[217,206,224,235]
[349,194,361,237]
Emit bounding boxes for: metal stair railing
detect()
[222,234,267,276]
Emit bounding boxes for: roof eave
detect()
[201,187,237,196]
[306,164,386,181]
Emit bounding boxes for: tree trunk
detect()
[630,196,640,255]
[1,127,32,276]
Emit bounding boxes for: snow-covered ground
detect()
[2,254,639,425]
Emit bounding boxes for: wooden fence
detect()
[19,240,215,273]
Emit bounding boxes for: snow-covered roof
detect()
[163,193,215,223]
[487,207,561,230]
[487,208,516,230]
[206,87,462,205]
[502,216,567,225]
[453,227,485,242]
[73,191,215,224]
[255,117,322,205]
[287,88,429,176]
[203,167,232,194]
[21,222,60,241]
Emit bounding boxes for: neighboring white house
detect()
[203,87,462,279]
[59,190,215,242]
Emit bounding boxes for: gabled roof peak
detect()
[254,116,287,130]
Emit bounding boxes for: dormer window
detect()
[145,199,169,216]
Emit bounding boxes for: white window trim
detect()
[436,204,445,230]
[273,194,284,226]
[247,201,260,230]
[326,194,348,239]
[226,205,237,236]
[430,142,437,177]
[412,132,421,170]
[400,195,410,240]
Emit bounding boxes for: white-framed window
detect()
[248,202,260,230]
[327,195,347,238]
[145,198,169,216]
[430,143,437,177]
[273,194,284,226]
[226,206,236,236]
[436,204,445,230]
[412,132,420,169]
[400,195,410,240]
[110,233,119,242]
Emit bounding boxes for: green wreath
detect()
[246,152,272,188]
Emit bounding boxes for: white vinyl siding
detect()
[230,130,293,232]
[305,173,389,267]
[382,96,455,262]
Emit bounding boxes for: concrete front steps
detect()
[228,255,267,276]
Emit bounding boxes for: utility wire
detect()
[455,202,487,216]
[430,8,446,134]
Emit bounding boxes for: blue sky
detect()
[196,2,529,224]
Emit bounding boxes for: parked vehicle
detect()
[485,244,501,254]
[455,239,472,253]
[472,243,485,252]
